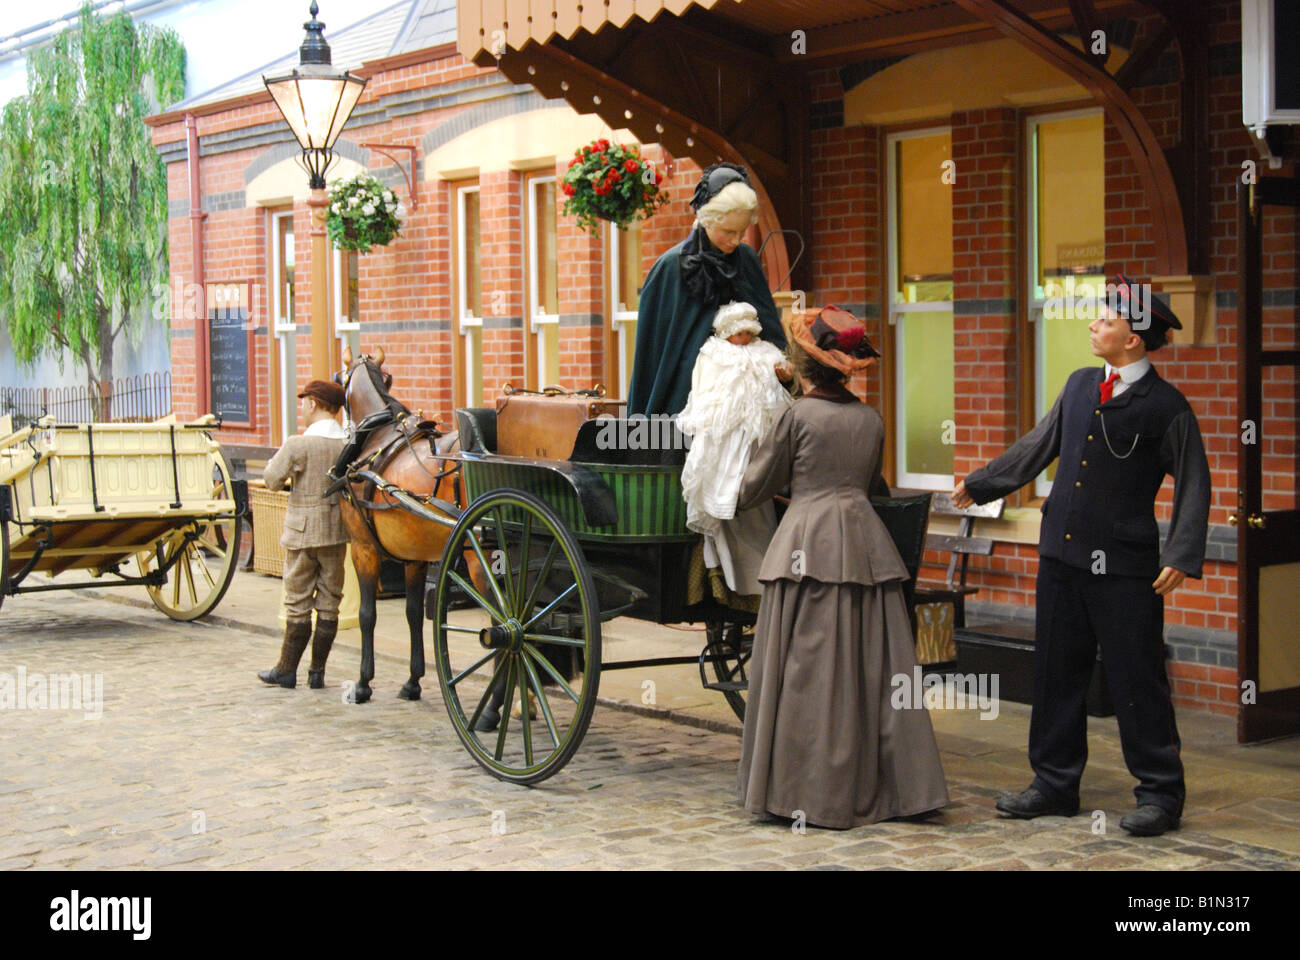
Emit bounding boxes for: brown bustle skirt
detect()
[737,577,950,828]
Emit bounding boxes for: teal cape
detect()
[627,239,786,416]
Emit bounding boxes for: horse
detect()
[334,348,464,705]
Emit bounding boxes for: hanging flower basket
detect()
[561,139,668,236]
[326,174,405,253]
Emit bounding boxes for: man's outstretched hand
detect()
[952,479,973,509]
[1153,566,1187,596]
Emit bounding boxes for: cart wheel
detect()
[433,488,601,785]
[137,451,242,621]
[706,620,752,722]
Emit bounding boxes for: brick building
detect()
[148,0,1298,725]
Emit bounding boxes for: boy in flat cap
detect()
[953,275,1211,836]
[258,379,351,690]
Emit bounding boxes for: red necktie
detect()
[1099,371,1121,404]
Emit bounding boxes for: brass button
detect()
[1087,434,1094,441]
[1075,481,1081,488]
[1094,409,1100,415]
[1065,533,1072,540]
[1081,460,1087,467]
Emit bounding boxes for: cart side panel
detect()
[461,458,692,542]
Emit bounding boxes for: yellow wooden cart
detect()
[0,415,245,620]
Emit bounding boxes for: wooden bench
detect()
[913,492,1004,629]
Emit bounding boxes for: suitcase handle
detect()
[501,382,607,398]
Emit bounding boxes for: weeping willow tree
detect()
[0,3,185,401]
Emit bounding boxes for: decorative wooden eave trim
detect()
[144,42,462,128]
[952,0,1189,276]
[499,39,792,289]
[457,0,722,65]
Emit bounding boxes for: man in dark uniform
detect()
[953,275,1211,836]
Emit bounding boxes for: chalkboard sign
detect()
[209,307,251,424]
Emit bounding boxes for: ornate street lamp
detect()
[263,2,367,383]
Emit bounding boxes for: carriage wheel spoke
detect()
[522,582,578,631]
[448,648,498,688]
[519,539,558,621]
[192,545,216,590]
[523,632,586,647]
[513,512,533,617]
[494,658,517,762]
[490,509,515,619]
[517,654,533,767]
[465,528,510,620]
[466,656,507,731]
[447,569,505,622]
[183,552,199,607]
[522,643,580,704]
[520,652,559,749]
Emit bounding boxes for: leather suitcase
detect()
[495,385,625,459]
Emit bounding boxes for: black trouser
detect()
[1028,557,1185,816]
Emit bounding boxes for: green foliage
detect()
[326,173,403,253]
[0,2,186,387]
[561,139,667,236]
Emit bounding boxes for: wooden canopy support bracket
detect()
[951,0,1189,278]
[360,143,419,210]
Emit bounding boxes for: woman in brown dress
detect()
[736,306,949,828]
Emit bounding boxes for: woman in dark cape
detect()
[627,164,788,417]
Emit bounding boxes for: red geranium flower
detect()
[654,169,663,184]
[624,159,638,173]
[596,139,609,151]
[608,170,621,183]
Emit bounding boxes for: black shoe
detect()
[995,786,1079,819]
[307,670,324,689]
[257,667,296,688]
[1120,805,1180,836]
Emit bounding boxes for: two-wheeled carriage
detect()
[346,399,929,786]
[0,415,245,621]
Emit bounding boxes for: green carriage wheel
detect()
[137,451,242,621]
[433,488,602,785]
[707,620,753,722]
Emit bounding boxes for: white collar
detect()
[304,418,348,439]
[1105,355,1151,384]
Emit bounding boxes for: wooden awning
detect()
[455,0,1207,286]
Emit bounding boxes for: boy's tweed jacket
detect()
[262,421,350,549]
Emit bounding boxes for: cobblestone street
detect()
[1,585,1298,871]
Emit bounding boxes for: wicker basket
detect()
[249,482,289,577]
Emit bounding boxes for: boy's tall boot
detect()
[258,617,312,688]
[308,617,339,689]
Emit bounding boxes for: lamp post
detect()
[263,2,367,384]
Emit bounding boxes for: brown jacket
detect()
[737,385,908,586]
[263,426,349,549]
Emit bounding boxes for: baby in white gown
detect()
[676,301,793,595]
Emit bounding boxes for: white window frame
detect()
[609,223,640,399]
[270,210,297,440]
[456,183,483,408]
[525,175,560,388]
[885,125,955,491]
[1026,107,1105,498]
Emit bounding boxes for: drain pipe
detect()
[186,112,210,416]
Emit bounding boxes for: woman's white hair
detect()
[693,180,759,230]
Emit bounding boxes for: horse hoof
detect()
[350,685,372,705]
[398,682,421,701]
[474,707,500,732]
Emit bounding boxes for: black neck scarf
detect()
[680,226,741,307]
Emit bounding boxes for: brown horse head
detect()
[341,345,403,423]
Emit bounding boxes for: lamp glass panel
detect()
[324,78,365,149]
[266,78,313,148]
[296,76,347,149]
